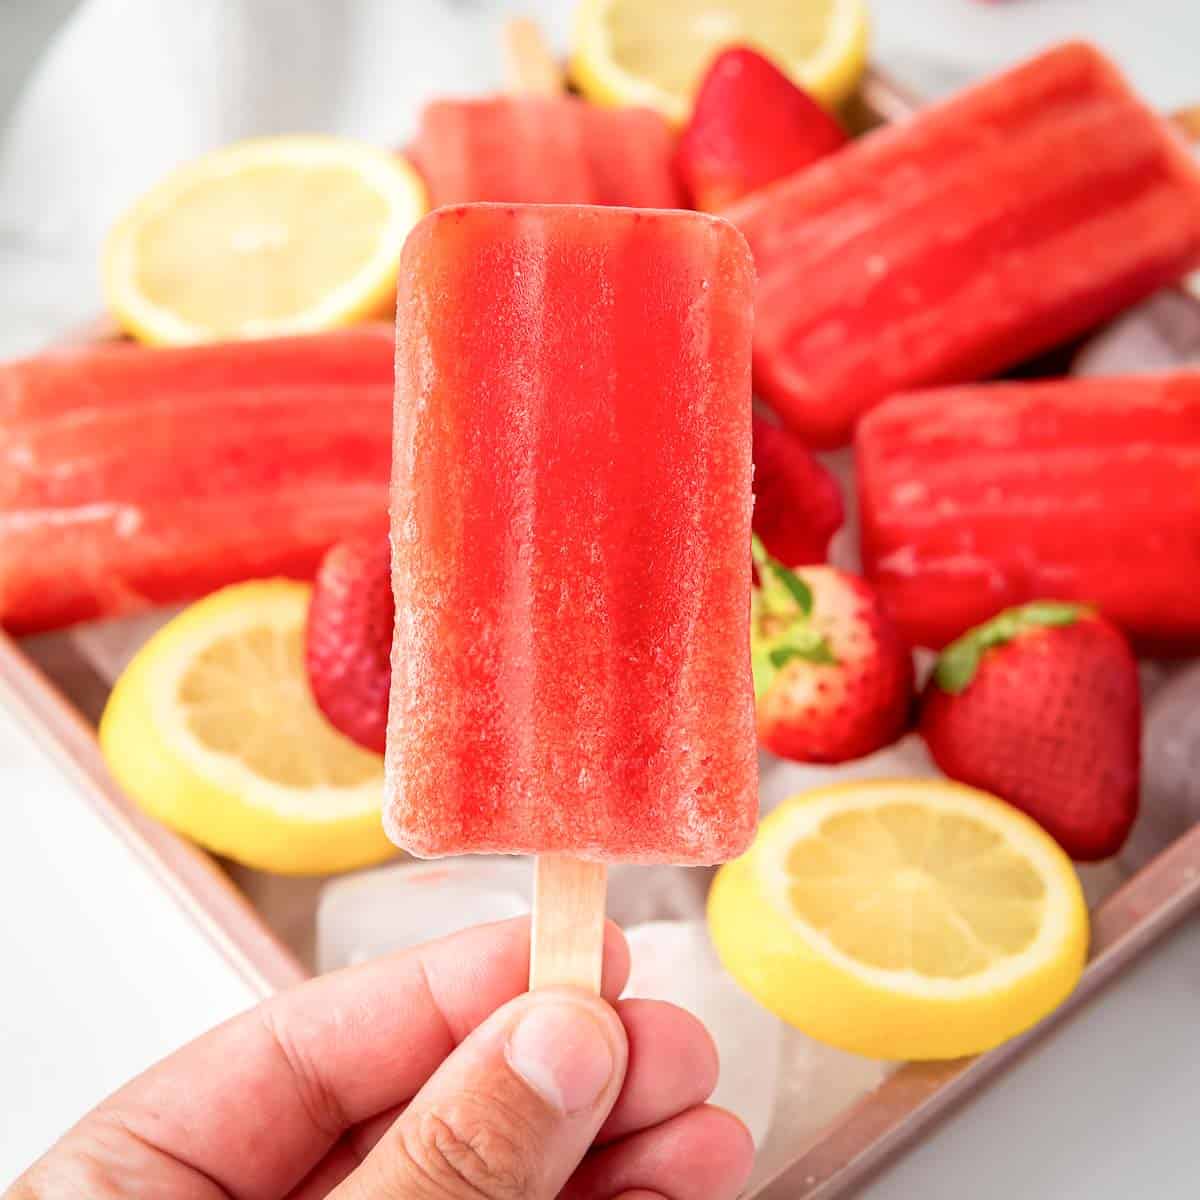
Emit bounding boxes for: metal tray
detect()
[2,66,1198,1200]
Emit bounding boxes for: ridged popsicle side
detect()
[856,373,1200,652]
[0,329,395,633]
[729,42,1200,447]
[387,203,757,863]
[409,96,685,210]
[0,325,394,424]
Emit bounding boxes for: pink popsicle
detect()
[386,204,757,863]
[409,95,685,209]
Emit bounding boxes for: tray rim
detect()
[3,62,1198,1200]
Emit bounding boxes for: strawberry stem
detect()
[751,534,812,617]
[934,600,1089,694]
[750,536,838,699]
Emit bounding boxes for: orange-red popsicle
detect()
[728,42,1200,447]
[0,327,393,633]
[409,95,685,209]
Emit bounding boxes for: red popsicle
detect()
[728,42,1200,447]
[386,204,757,864]
[856,372,1200,653]
[0,327,393,633]
[409,94,684,209]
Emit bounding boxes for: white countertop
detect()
[2,0,1199,1194]
[0,703,259,1185]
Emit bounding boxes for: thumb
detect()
[332,987,628,1200]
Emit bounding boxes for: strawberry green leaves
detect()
[934,601,1088,694]
[751,536,837,698]
[752,534,812,614]
[769,640,838,668]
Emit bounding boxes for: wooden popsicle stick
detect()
[57,314,123,346]
[498,17,610,995]
[503,17,566,96]
[1170,105,1200,142]
[530,854,608,990]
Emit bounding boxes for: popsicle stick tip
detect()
[1169,105,1200,142]
[503,17,566,97]
[530,855,608,991]
[56,314,124,346]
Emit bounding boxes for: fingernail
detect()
[506,998,616,1115]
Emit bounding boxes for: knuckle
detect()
[259,1005,347,1140]
[396,1093,542,1200]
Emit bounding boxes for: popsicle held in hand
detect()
[728,41,1200,446]
[386,204,758,981]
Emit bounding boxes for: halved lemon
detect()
[103,135,427,345]
[709,781,1088,1060]
[570,0,869,124]
[99,581,395,875]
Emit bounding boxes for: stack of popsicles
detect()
[4,33,1199,809]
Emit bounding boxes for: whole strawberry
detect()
[676,46,848,212]
[752,412,844,566]
[306,535,392,753]
[920,603,1141,860]
[752,540,913,763]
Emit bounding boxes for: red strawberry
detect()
[919,603,1141,860]
[306,535,393,753]
[676,46,848,212]
[752,412,844,566]
[752,541,913,763]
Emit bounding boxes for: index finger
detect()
[92,916,630,1200]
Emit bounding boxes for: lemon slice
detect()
[570,0,869,124]
[709,781,1088,1060]
[103,135,427,345]
[99,581,395,875]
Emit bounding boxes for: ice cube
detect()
[316,857,529,972]
[747,1026,891,1195]
[606,863,713,927]
[758,733,941,817]
[624,920,782,1147]
[1120,662,1200,875]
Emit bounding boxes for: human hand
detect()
[9,917,753,1199]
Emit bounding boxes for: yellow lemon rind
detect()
[569,0,870,125]
[98,581,395,876]
[708,780,1089,1061]
[103,135,427,346]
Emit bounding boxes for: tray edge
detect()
[0,630,308,998]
